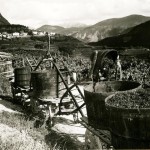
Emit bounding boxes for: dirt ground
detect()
[0,98,87,150]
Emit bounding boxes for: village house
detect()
[32,30,38,35]
[7,33,13,39]
[20,31,28,37]
[49,32,55,36]
[12,32,20,37]
[38,31,45,36]
[2,32,8,38]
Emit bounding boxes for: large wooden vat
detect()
[105,91,150,149]
[84,81,141,130]
[31,70,57,99]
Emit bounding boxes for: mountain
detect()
[89,20,150,48]
[59,23,89,35]
[37,24,88,36]
[0,13,10,25]
[37,15,150,43]
[0,24,29,33]
[72,15,150,42]
[37,25,65,33]
[60,23,88,28]
[59,26,86,36]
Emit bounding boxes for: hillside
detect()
[59,27,86,36]
[0,13,30,33]
[72,15,150,42]
[0,24,29,33]
[60,22,88,28]
[0,33,93,58]
[0,13,10,25]
[37,25,65,33]
[37,25,87,37]
[89,20,150,48]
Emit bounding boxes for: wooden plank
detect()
[0,70,13,73]
[80,117,111,146]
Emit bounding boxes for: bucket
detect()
[105,91,150,149]
[90,50,118,69]
[31,70,57,99]
[84,81,141,130]
[14,67,31,88]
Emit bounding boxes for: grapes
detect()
[121,57,150,86]
[106,89,150,109]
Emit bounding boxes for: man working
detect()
[115,55,122,80]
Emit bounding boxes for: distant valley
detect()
[37,14,150,43]
[1,13,150,58]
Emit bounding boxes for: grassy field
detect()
[0,110,52,150]
[0,99,83,150]
[0,35,94,59]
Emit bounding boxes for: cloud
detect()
[0,0,150,28]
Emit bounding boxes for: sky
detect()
[0,0,150,28]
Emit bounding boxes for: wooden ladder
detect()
[25,55,42,71]
[34,53,85,117]
[56,57,85,116]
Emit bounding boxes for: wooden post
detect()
[67,74,71,85]
[48,104,52,127]
[56,70,59,98]
[72,72,77,82]
[22,57,25,67]
[47,34,52,58]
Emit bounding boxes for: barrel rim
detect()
[15,67,31,70]
[84,81,141,93]
[31,71,49,73]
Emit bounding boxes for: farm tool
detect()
[11,49,86,125]
[32,53,86,118]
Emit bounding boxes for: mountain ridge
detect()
[72,14,150,42]
[0,13,10,25]
[36,14,150,43]
[37,25,65,33]
[89,20,150,48]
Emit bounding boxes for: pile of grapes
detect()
[106,89,150,109]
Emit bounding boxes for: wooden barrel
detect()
[14,67,31,88]
[105,93,150,149]
[84,81,141,130]
[31,70,57,99]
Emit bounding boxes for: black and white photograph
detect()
[0,0,150,149]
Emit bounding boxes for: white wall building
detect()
[38,31,45,36]
[12,32,19,37]
[32,31,38,35]
[49,32,55,36]
[20,32,28,36]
